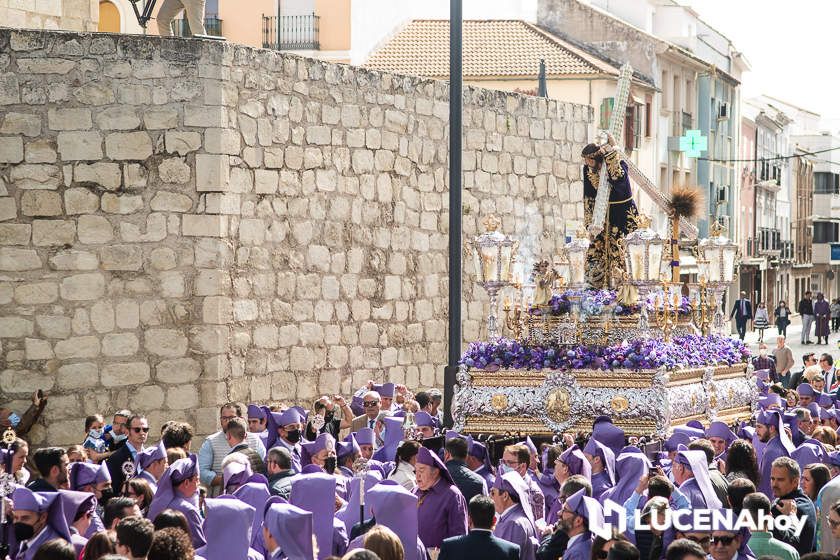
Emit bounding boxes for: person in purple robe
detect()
[263,502,315,560]
[264,407,305,472]
[671,450,723,509]
[58,489,94,555]
[345,480,427,560]
[11,487,72,560]
[247,403,270,447]
[582,437,615,501]
[372,416,404,463]
[602,452,650,508]
[195,497,263,560]
[413,445,468,549]
[135,441,167,494]
[791,438,828,473]
[535,446,560,514]
[147,453,206,548]
[336,470,383,534]
[223,457,269,495]
[592,418,626,456]
[353,427,376,461]
[68,461,109,537]
[815,293,831,344]
[336,435,361,480]
[756,409,795,498]
[233,479,272,557]
[558,487,602,560]
[466,440,495,488]
[414,412,438,439]
[290,471,349,559]
[797,383,816,407]
[705,422,737,462]
[491,471,538,560]
[301,433,336,468]
[546,445,593,524]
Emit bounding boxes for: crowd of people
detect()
[3,362,840,560]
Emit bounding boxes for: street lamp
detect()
[468,215,518,340]
[565,229,590,288]
[624,214,665,284]
[697,221,740,332]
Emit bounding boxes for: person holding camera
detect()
[305,395,355,440]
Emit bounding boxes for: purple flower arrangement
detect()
[460,334,749,372]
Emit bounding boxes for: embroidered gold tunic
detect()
[583,150,639,288]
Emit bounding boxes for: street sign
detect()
[678,129,708,158]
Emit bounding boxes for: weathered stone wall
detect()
[0,1,98,33]
[0,28,591,446]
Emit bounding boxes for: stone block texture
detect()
[0,29,591,446]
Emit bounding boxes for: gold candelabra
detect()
[654,281,680,342]
[690,260,715,336]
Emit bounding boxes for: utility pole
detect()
[443,0,462,428]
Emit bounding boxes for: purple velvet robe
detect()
[170,494,207,548]
[493,503,537,560]
[475,465,495,489]
[16,526,64,560]
[591,471,613,502]
[759,436,791,498]
[563,531,593,560]
[678,477,710,509]
[413,478,468,549]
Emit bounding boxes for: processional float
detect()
[453,65,754,437]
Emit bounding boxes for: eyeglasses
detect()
[501,460,521,467]
[683,536,711,547]
[220,415,237,421]
[363,401,380,408]
[131,427,150,433]
[710,536,736,546]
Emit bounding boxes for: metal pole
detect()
[538,58,547,98]
[443,0,462,429]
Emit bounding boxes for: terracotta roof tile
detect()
[365,19,618,79]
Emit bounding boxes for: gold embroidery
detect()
[604,150,624,180]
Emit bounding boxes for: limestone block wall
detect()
[0,28,591,446]
[0,1,98,32]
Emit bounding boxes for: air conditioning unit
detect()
[719,102,730,120]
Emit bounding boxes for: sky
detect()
[680,0,840,125]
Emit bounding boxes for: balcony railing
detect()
[758,227,781,256]
[173,15,222,37]
[262,14,320,50]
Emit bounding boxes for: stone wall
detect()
[0,1,98,33]
[0,28,591,446]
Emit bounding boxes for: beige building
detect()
[365,19,668,228]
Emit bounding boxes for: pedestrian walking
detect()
[815,292,831,345]
[798,291,815,344]
[730,291,753,341]
[754,302,770,343]
[774,300,790,337]
[831,298,840,332]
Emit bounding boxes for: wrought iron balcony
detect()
[758,227,781,256]
[173,15,222,37]
[262,14,320,50]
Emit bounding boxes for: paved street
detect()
[736,317,840,362]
